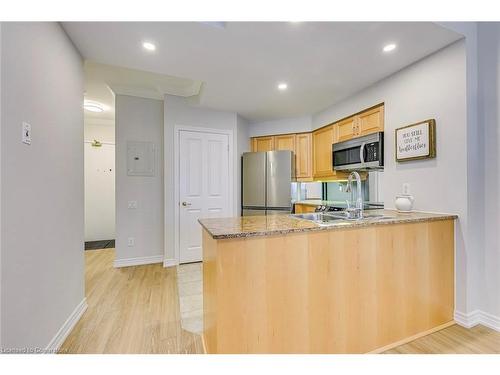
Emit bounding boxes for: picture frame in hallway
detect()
[395,119,436,162]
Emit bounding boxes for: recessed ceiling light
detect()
[278,83,288,91]
[142,41,156,51]
[84,100,104,113]
[383,43,397,53]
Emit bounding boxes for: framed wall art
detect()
[395,119,436,162]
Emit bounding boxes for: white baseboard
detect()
[113,255,163,268]
[455,309,500,331]
[454,310,481,328]
[477,311,500,331]
[163,258,178,268]
[45,298,88,353]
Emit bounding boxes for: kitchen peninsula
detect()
[199,210,457,354]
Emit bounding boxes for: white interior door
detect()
[179,130,230,263]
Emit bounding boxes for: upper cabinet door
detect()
[312,125,335,179]
[336,116,356,142]
[357,105,384,137]
[274,134,296,152]
[295,133,312,181]
[251,136,275,152]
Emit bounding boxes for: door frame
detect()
[172,125,234,265]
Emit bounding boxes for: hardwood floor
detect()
[59,249,204,354]
[385,324,500,354]
[60,248,499,354]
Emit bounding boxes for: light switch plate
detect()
[128,201,138,209]
[22,122,32,145]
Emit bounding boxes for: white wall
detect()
[115,95,164,263]
[436,22,500,328]
[115,94,243,265]
[478,22,500,320]
[313,41,467,212]
[313,40,469,314]
[163,95,241,263]
[0,23,85,349]
[437,22,485,323]
[249,115,312,137]
[84,120,115,242]
[85,119,115,143]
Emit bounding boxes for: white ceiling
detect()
[64,22,463,123]
[83,66,115,122]
[83,61,202,122]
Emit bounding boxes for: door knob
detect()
[182,202,192,207]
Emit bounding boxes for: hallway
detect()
[60,249,203,354]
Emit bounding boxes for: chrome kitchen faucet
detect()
[345,171,363,220]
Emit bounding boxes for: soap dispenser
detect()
[395,183,414,213]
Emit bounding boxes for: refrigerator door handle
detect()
[270,161,275,177]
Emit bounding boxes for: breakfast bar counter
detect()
[200,210,457,354]
[199,209,457,239]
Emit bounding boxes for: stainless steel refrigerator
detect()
[241,150,295,216]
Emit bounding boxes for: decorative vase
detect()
[395,194,414,212]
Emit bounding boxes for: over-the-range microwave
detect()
[332,131,384,171]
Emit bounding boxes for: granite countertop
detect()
[198,209,458,240]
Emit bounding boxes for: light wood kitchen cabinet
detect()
[274,134,296,151]
[251,133,313,181]
[295,133,313,181]
[312,125,336,179]
[251,136,275,152]
[249,104,383,182]
[358,105,384,137]
[202,217,455,354]
[334,105,384,143]
[251,134,296,152]
[336,116,357,142]
[294,203,316,213]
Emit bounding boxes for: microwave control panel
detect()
[365,142,379,162]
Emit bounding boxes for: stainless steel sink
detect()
[329,213,396,221]
[290,213,345,226]
[361,213,396,220]
[291,212,396,225]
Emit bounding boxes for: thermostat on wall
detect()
[127,141,155,177]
